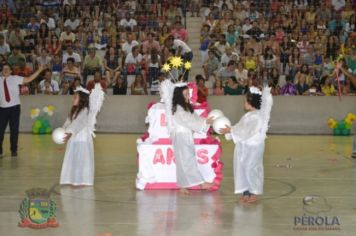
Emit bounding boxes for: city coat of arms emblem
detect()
[18,188,59,229]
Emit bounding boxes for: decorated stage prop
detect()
[18,188,59,229]
[30,105,55,135]
[136,97,223,190]
[136,58,223,190]
[327,113,356,136]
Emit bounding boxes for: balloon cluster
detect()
[30,105,56,135]
[327,113,355,136]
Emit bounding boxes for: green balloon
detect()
[34,120,42,129]
[43,119,50,128]
[345,123,352,129]
[337,121,345,130]
[45,127,52,134]
[32,126,39,134]
[39,127,46,134]
[334,129,341,136]
[343,129,351,136]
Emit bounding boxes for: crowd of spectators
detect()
[0,0,355,97]
[0,0,190,95]
[199,0,356,96]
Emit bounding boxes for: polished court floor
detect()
[0,134,355,236]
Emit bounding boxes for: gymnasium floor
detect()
[0,134,355,236]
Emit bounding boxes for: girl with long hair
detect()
[131,74,148,95]
[60,88,94,186]
[171,85,214,194]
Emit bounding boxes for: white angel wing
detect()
[89,83,105,137]
[160,79,175,134]
[260,86,273,135]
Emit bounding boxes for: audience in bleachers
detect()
[0,0,355,97]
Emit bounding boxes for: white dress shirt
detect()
[0,75,24,108]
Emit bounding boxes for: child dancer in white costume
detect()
[220,86,273,203]
[170,84,214,194]
[60,84,104,186]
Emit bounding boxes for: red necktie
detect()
[4,77,11,102]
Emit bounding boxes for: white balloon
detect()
[213,116,231,134]
[52,128,66,144]
[208,109,224,120]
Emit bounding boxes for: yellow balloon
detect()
[48,105,55,112]
[346,113,353,120]
[327,118,335,124]
[345,117,353,125]
[327,118,337,129]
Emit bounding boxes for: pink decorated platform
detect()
[136,83,223,190]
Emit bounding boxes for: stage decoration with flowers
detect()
[327,113,355,136]
[136,58,223,191]
[30,105,56,135]
[161,56,192,82]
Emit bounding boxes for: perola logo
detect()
[18,188,59,229]
[293,214,341,231]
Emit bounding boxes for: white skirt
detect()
[172,131,205,188]
[234,142,265,195]
[60,129,94,186]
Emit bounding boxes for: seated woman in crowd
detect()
[113,75,127,95]
[243,48,257,72]
[321,75,336,96]
[213,77,225,96]
[131,74,148,95]
[235,61,248,86]
[196,75,209,103]
[288,47,302,79]
[47,35,61,55]
[259,46,278,71]
[295,64,313,85]
[296,73,310,95]
[62,58,82,85]
[224,76,244,95]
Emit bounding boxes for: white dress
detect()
[226,110,265,195]
[171,105,210,188]
[60,108,94,186]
